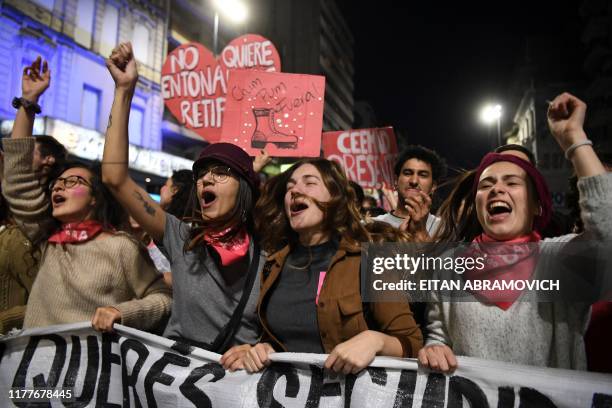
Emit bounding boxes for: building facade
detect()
[0,0,191,181]
[508,2,612,211]
[1,0,357,175]
[249,0,355,132]
[509,85,577,210]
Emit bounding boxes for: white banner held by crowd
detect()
[1,323,611,407]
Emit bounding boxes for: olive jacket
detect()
[0,224,38,333]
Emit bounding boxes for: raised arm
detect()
[547,93,612,242]
[101,43,166,242]
[1,58,52,241]
[547,93,605,178]
[12,57,49,140]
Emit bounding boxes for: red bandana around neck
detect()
[203,227,250,266]
[463,231,541,310]
[48,220,105,244]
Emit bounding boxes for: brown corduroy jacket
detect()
[257,239,423,357]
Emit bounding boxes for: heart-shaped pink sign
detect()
[161,34,281,143]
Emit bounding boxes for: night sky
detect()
[339,1,584,172]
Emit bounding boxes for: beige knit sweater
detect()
[1,138,172,330]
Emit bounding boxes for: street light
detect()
[212,0,248,55]
[480,104,503,147]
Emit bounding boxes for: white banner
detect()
[1,323,611,407]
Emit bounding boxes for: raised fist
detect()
[547,92,588,151]
[106,42,138,90]
[22,56,50,102]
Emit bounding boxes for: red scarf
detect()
[203,227,250,266]
[463,231,541,310]
[48,220,105,244]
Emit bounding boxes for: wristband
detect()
[564,140,593,160]
[12,97,41,115]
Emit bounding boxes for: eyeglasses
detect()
[195,165,233,184]
[49,175,92,191]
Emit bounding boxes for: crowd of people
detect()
[1,42,610,376]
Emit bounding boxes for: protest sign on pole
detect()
[322,127,399,189]
[1,323,611,407]
[161,35,281,143]
[222,70,325,157]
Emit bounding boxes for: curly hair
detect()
[394,145,447,183]
[255,158,370,253]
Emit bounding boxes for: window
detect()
[75,0,96,48]
[129,106,145,145]
[81,85,101,130]
[32,0,54,10]
[100,3,119,56]
[132,24,150,65]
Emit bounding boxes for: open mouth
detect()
[52,194,66,207]
[487,201,512,218]
[201,191,217,208]
[290,201,309,215]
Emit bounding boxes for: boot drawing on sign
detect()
[250,108,298,149]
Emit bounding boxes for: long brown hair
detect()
[255,158,369,253]
[433,169,482,242]
[365,220,414,243]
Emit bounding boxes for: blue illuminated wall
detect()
[0,0,166,150]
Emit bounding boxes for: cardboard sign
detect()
[161,35,281,143]
[322,127,399,189]
[161,43,227,142]
[1,323,612,407]
[221,70,325,157]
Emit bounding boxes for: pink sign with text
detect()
[161,34,281,143]
[221,70,325,157]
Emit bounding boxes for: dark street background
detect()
[338,1,584,171]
